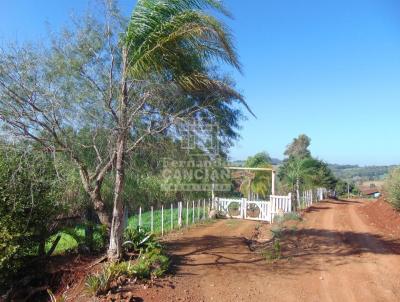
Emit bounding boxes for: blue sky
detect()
[1,0,400,165]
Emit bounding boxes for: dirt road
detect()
[133,199,400,301]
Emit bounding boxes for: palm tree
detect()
[124,0,246,94]
[240,153,272,200]
[107,0,248,259]
[239,167,272,200]
[280,157,316,209]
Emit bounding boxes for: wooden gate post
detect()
[272,170,276,195]
[242,198,247,219]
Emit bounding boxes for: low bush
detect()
[262,239,281,261]
[273,212,302,224]
[85,240,169,296]
[133,248,169,278]
[384,167,400,210]
[270,226,283,238]
[123,226,161,255]
[0,150,65,291]
[85,261,133,296]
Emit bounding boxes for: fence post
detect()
[192,200,195,223]
[272,170,276,195]
[242,198,246,219]
[161,205,164,236]
[308,190,310,206]
[171,203,173,231]
[151,206,154,233]
[203,199,206,220]
[186,201,189,226]
[178,202,182,228]
[268,199,272,223]
[139,207,142,229]
[197,200,200,220]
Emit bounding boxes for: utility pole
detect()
[347,182,350,199]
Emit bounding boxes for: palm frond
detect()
[124,0,253,117]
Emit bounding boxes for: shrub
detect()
[264,224,283,261]
[262,239,281,261]
[85,248,170,296]
[273,212,302,224]
[85,261,132,296]
[0,149,65,291]
[384,167,400,210]
[123,226,161,254]
[133,248,169,278]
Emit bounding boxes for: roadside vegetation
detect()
[384,167,400,210]
[278,134,337,208]
[0,0,248,299]
[85,227,169,297]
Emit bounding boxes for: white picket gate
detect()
[213,193,292,223]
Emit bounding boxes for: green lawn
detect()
[128,205,208,234]
[47,204,210,255]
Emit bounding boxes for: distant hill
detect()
[328,164,397,182]
[230,159,396,182]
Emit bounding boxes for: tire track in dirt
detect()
[327,201,376,301]
[316,201,357,302]
[346,201,400,300]
[304,199,400,302]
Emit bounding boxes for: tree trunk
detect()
[296,178,300,209]
[107,134,126,260]
[91,193,111,228]
[107,46,129,261]
[38,239,45,257]
[85,206,96,251]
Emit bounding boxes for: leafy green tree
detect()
[279,134,337,206]
[0,0,247,260]
[0,148,65,289]
[245,152,272,167]
[240,152,272,199]
[335,179,357,197]
[308,159,337,190]
[284,134,311,158]
[278,156,316,208]
[384,167,400,210]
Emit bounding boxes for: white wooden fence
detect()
[214,187,328,223]
[301,187,328,208]
[213,193,292,223]
[132,199,212,236]
[129,188,328,234]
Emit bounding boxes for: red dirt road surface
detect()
[130,199,400,301]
